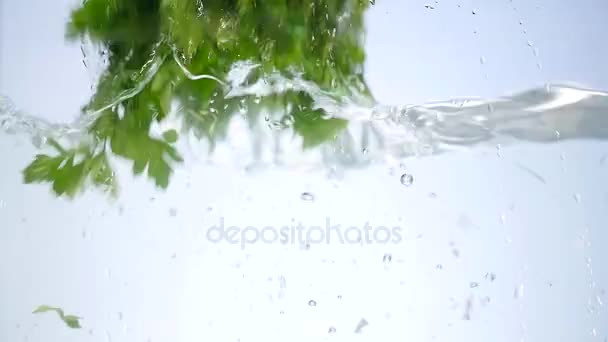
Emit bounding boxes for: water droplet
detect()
[383,253,392,263]
[527,40,534,47]
[436,264,443,270]
[117,312,123,321]
[463,296,474,320]
[499,213,507,225]
[337,295,342,299]
[308,300,317,307]
[591,328,597,337]
[471,9,477,14]
[470,282,479,288]
[485,272,497,281]
[354,318,369,333]
[480,56,486,64]
[532,48,540,57]
[514,284,524,299]
[369,0,375,5]
[300,192,315,201]
[169,208,178,217]
[328,327,336,334]
[400,173,414,186]
[573,194,582,203]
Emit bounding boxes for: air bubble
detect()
[300,192,315,201]
[400,173,414,186]
[31,134,47,148]
[308,300,317,307]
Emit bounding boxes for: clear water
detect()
[1,1,608,342]
[1,63,607,341]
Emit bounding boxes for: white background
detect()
[1,0,607,341]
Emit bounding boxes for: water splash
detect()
[2,57,608,170]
